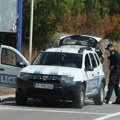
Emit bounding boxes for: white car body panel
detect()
[19,65,86,82]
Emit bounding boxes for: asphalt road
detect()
[0,93,120,120]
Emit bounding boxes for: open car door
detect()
[0,45,29,88]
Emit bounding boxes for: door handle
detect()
[0,68,5,71]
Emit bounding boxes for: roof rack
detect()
[78,47,92,53]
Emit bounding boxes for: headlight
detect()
[61,75,74,83]
[20,72,32,80]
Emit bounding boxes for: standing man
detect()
[104,44,120,104]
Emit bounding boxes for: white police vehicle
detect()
[0,45,29,88]
[16,35,105,108]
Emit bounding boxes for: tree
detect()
[22,0,74,49]
[108,0,120,15]
[71,0,84,15]
[22,0,120,50]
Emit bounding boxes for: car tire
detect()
[15,91,28,105]
[73,85,85,108]
[41,98,49,103]
[93,83,105,105]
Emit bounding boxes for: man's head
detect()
[105,44,114,52]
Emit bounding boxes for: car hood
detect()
[20,65,80,75]
[19,65,85,81]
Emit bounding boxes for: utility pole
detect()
[17,0,22,52]
[29,0,34,62]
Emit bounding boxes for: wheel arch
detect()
[82,81,86,90]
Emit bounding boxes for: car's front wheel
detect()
[93,83,105,105]
[15,91,28,106]
[73,85,85,108]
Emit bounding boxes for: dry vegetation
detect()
[0,88,15,96]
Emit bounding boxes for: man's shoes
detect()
[112,101,120,104]
[104,99,109,104]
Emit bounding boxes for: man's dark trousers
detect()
[105,69,120,103]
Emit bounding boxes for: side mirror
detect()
[85,66,94,71]
[17,62,28,67]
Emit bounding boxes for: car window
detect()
[1,48,23,67]
[94,53,100,66]
[85,54,91,68]
[89,53,97,68]
[32,52,82,68]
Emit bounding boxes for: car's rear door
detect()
[85,53,99,96]
[84,53,95,95]
[0,45,29,88]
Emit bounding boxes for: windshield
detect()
[59,35,97,47]
[32,52,82,68]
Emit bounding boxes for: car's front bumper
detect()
[16,78,82,100]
